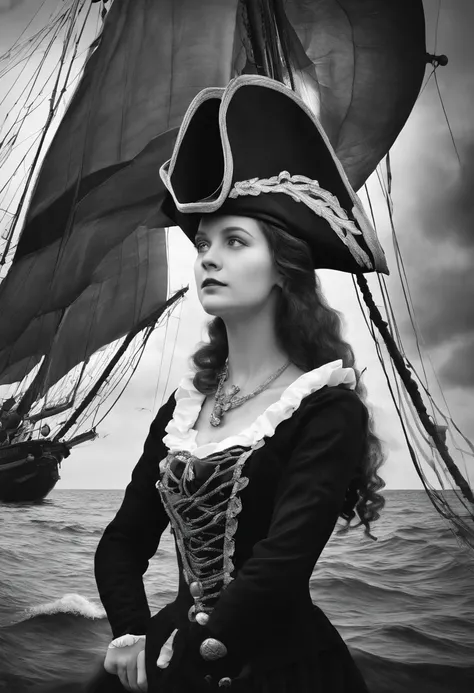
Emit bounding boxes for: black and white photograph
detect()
[0,1,473,692]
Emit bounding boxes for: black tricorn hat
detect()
[160,75,389,275]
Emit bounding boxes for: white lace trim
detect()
[162,359,356,459]
[108,634,146,649]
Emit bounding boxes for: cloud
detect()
[387,0,474,389]
[414,261,474,348]
[0,0,25,12]
[421,139,474,249]
[392,121,474,387]
[438,334,474,387]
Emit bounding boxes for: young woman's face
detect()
[193,215,281,318]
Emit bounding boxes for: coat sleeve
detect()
[193,386,368,664]
[94,390,177,638]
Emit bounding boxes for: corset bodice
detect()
[156,444,257,619]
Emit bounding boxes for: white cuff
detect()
[157,629,178,668]
[108,634,146,649]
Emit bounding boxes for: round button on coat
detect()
[190,581,204,598]
[200,638,228,660]
[196,611,210,626]
[218,677,232,687]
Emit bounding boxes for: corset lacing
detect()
[156,442,263,616]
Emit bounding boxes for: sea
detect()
[0,489,473,693]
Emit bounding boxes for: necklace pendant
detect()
[210,412,221,427]
[210,358,291,429]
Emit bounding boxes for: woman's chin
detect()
[200,298,233,317]
[202,306,227,317]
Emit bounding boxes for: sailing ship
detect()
[0,0,473,544]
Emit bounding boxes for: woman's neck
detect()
[223,307,289,392]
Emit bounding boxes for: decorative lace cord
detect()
[160,449,248,596]
[156,443,263,613]
[229,170,372,269]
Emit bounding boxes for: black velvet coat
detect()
[94,384,369,693]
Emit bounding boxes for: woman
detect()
[93,75,388,693]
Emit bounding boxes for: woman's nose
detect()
[201,246,221,269]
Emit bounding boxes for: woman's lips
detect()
[201,279,227,288]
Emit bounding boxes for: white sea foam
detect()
[28,593,106,619]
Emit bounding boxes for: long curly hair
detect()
[191,219,386,538]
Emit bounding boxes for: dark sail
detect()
[0,0,426,389]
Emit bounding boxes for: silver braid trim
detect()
[229,171,373,269]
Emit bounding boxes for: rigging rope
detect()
[376,153,474,481]
[356,273,473,504]
[90,294,187,432]
[362,170,474,490]
[434,0,442,55]
[353,272,474,549]
[0,0,91,264]
[152,228,172,415]
[434,71,462,167]
[158,288,186,411]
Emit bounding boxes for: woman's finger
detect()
[103,650,117,675]
[126,655,139,692]
[117,665,132,692]
[136,649,148,692]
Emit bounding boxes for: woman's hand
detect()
[104,639,147,692]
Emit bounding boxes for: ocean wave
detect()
[378,534,454,558]
[391,522,458,543]
[353,647,474,693]
[311,574,420,602]
[370,622,474,655]
[0,546,22,562]
[30,519,101,536]
[26,594,105,620]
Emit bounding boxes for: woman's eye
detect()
[195,238,244,252]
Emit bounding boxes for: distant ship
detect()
[0,439,64,503]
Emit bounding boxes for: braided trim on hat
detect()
[229,170,373,269]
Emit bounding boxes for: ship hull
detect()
[0,441,68,503]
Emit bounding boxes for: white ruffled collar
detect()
[162,359,356,459]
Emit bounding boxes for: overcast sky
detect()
[0,0,473,491]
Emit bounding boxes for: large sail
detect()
[0,0,426,392]
[0,0,242,391]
